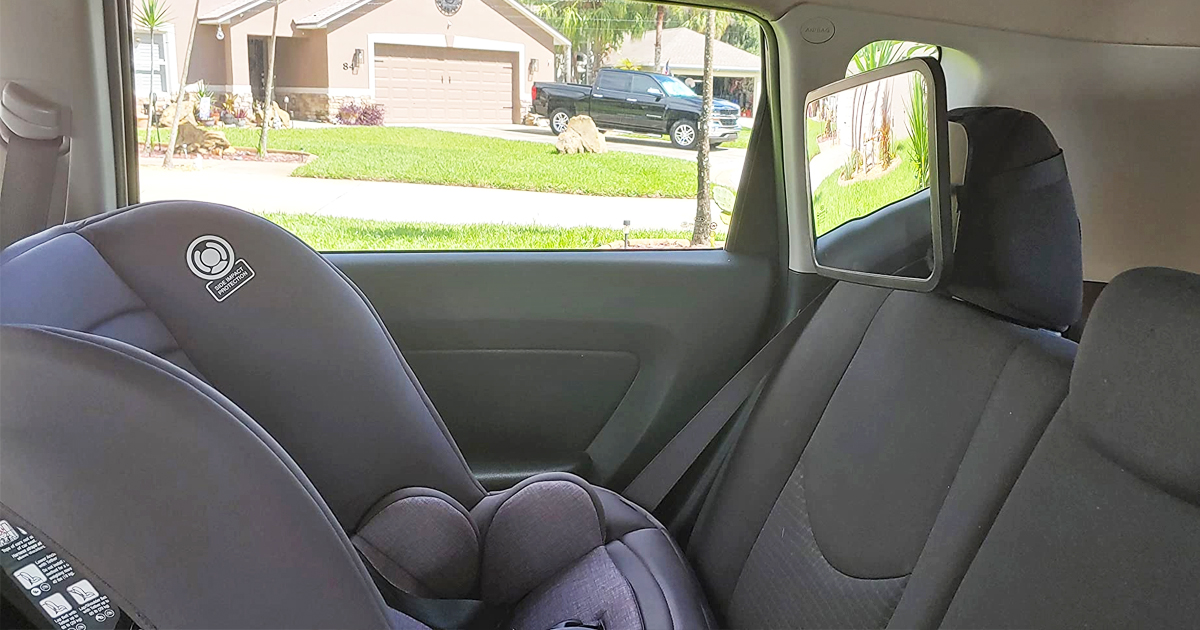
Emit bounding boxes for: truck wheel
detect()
[670,120,699,149]
[550,109,572,135]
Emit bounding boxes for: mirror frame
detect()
[803,57,952,292]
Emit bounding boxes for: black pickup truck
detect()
[532,68,742,149]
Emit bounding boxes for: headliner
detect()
[696,0,1200,46]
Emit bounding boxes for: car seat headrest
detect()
[1068,267,1200,504]
[943,106,1082,331]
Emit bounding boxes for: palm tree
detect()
[257,0,281,156]
[690,9,716,247]
[526,0,655,82]
[133,0,170,154]
[161,0,199,168]
[654,5,665,71]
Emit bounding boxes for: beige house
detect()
[135,0,569,123]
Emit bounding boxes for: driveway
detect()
[139,158,715,232]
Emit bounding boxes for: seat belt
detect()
[0,82,69,249]
[623,284,833,512]
[352,538,509,630]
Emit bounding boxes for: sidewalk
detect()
[139,158,707,231]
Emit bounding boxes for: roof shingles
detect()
[609,27,760,73]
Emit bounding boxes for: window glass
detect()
[846,40,940,77]
[658,75,697,97]
[133,1,762,251]
[132,30,173,98]
[598,71,633,92]
[632,74,662,94]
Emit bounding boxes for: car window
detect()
[659,76,697,97]
[131,1,761,251]
[632,75,662,95]
[598,71,634,92]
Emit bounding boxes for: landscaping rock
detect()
[173,120,231,156]
[158,98,198,128]
[555,130,584,154]
[256,101,293,129]
[566,115,606,153]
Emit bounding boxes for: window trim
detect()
[131,23,177,98]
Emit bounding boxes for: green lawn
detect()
[812,143,924,236]
[185,127,699,198]
[259,212,724,251]
[723,128,752,149]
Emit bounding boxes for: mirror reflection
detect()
[807,69,934,278]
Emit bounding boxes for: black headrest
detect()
[944,107,1082,331]
[1069,267,1200,503]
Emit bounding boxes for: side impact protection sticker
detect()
[186,234,255,302]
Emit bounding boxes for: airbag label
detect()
[1,519,118,630]
[186,234,256,302]
[206,259,255,302]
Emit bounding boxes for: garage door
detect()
[374,44,517,124]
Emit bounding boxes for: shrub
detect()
[906,75,930,188]
[336,102,362,125]
[336,102,385,126]
[356,103,385,126]
[878,116,893,169]
[842,149,862,180]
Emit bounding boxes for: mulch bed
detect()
[139,145,311,164]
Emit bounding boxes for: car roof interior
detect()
[2,0,1199,629]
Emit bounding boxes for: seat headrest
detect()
[1069,267,1200,503]
[944,107,1082,331]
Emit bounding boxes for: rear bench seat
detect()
[941,266,1200,628]
[0,106,1094,628]
[686,107,1086,628]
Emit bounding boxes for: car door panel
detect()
[330,250,773,489]
[404,349,638,488]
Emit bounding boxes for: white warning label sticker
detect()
[39,593,72,619]
[3,514,118,630]
[0,520,19,546]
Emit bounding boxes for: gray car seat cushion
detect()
[941,267,1200,628]
[355,473,712,629]
[478,477,606,604]
[510,547,641,630]
[355,488,480,599]
[0,233,202,376]
[0,325,407,629]
[0,201,486,529]
[1067,266,1200,500]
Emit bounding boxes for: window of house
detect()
[133,29,175,98]
[133,1,761,252]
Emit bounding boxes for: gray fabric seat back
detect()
[687,107,1083,629]
[0,202,485,528]
[0,324,408,629]
[941,266,1200,628]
